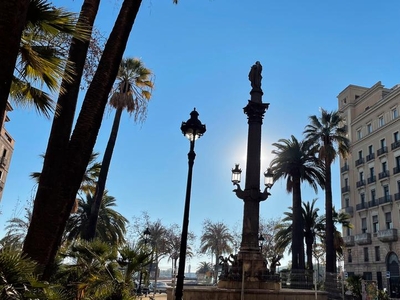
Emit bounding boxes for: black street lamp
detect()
[138,227,151,295]
[175,108,206,300]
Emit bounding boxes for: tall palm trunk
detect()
[291,177,305,270]
[23,0,100,274]
[85,107,123,240]
[305,231,314,270]
[325,158,335,273]
[0,0,30,127]
[23,0,143,279]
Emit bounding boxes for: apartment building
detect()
[0,103,15,202]
[338,81,400,296]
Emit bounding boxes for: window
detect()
[360,171,364,181]
[375,246,381,261]
[382,161,387,172]
[357,129,362,140]
[381,138,386,148]
[383,185,390,201]
[363,272,372,280]
[367,123,372,134]
[393,107,398,119]
[345,178,349,187]
[371,189,376,203]
[347,249,353,263]
[385,212,392,229]
[395,131,399,143]
[362,217,367,233]
[347,227,351,236]
[372,215,379,233]
[364,247,369,262]
[396,156,400,169]
[368,145,374,155]
[345,198,350,207]
[379,115,385,127]
[358,150,363,159]
[361,193,365,205]
[370,167,375,178]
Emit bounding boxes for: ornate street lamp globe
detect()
[264,168,274,188]
[231,164,242,184]
[180,108,206,141]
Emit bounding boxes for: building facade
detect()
[338,82,400,296]
[0,103,15,202]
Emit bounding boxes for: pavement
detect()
[137,294,167,300]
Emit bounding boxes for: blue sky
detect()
[1,0,400,270]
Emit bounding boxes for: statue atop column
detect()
[248,61,262,92]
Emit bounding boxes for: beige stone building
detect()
[0,103,15,202]
[338,81,400,295]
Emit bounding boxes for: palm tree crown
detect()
[109,57,154,122]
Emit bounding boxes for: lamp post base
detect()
[238,249,268,281]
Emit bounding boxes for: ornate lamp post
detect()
[175,109,206,300]
[138,227,151,295]
[229,61,274,286]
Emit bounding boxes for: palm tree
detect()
[0,247,65,299]
[57,239,120,300]
[304,108,350,273]
[0,209,32,248]
[319,207,353,261]
[85,57,153,241]
[270,135,325,270]
[302,199,324,270]
[24,0,178,279]
[64,191,128,246]
[199,220,234,282]
[0,0,30,123]
[30,152,101,194]
[9,0,89,119]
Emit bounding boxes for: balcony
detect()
[368,200,379,208]
[377,146,388,156]
[341,186,350,193]
[391,140,400,150]
[378,195,392,205]
[367,176,376,184]
[356,180,366,188]
[355,158,364,167]
[341,164,349,173]
[377,229,398,242]
[356,202,368,211]
[394,166,400,175]
[344,206,354,217]
[395,193,400,201]
[378,170,390,180]
[343,235,355,247]
[366,153,375,162]
[355,233,372,245]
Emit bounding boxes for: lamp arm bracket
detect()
[260,187,271,201]
[233,183,246,200]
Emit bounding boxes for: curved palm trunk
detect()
[23,0,100,276]
[23,0,143,279]
[0,0,30,127]
[325,159,335,273]
[291,177,305,270]
[84,107,123,240]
